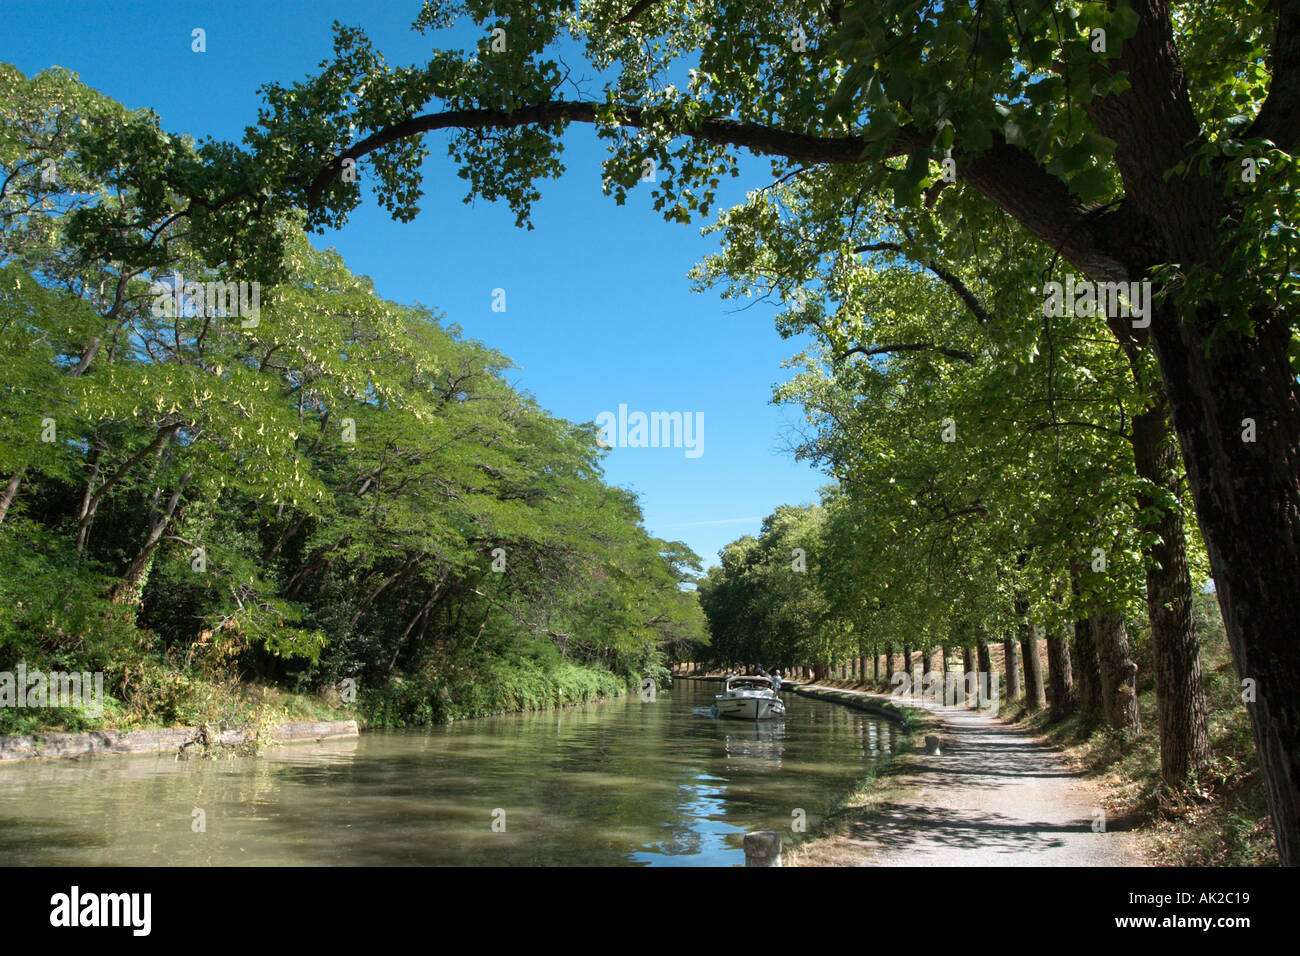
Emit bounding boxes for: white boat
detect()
[712,675,787,720]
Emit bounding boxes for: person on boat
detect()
[772,671,783,694]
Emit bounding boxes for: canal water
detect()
[0,678,898,866]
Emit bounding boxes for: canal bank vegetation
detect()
[0,66,708,737]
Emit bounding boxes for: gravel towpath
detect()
[795,684,1143,866]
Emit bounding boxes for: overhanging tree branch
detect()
[299,100,1127,282]
[302,102,913,208]
[835,342,977,364]
[617,0,670,24]
[853,241,992,325]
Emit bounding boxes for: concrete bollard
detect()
[744,830,782,867]
[925,735,942,755]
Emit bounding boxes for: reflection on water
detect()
[0,679,896,866]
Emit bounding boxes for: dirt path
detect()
[794,684,1144,866]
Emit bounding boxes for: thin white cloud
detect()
[663,516,762,528]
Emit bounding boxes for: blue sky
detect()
[1,0,829,566]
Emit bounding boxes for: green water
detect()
[0,679,897,866]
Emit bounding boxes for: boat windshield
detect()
[725,677,774,691]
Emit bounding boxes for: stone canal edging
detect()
[0,719,359,763]
[787,684,916,724]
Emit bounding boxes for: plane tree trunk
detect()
[1046,627,1075,722]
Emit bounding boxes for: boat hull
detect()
[712,693,786,720]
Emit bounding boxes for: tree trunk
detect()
[77,424,179,555]
[264,513,309,562]
[1090,31,1300,855]
[940,644,949,679]
[1020,621,1047,711]
[348,556,423,632]
[1069,567,1104,726]
[113,470,194,604]
[962,645,974,677]
[1093,612,1141,733]
[1046,626,1076,722]
[1157,313,1300,863]
[1073,614,1104,727]
[976,641,993,709]
[1003,635,1021,699]
[0,468,25,524]
[1131,406,1211,785]
[73,438,106,555]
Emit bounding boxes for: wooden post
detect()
[744,830,782,867]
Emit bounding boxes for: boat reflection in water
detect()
[718,714,787,768]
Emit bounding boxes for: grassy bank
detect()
[0,650,632,739]
[0,658,348,738]
[357,656,629,727]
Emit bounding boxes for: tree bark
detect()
[1020,622,1047,712]
[1069,567,1104,727]
[976,641,993,709]
[1131,405,1211,785]
[1157,309,1300,859]
[1081,0,1299,860]
[1093,612,1141,733]
[76,424,180,555]
[113,470,194,604]
[1046,626,1076,722]
[1073,614,1104,727]
[0,468,25,525]
[1003,635,1021,700]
